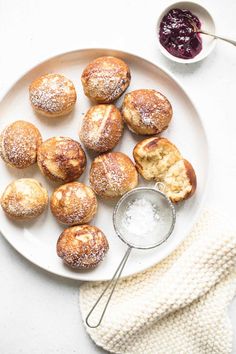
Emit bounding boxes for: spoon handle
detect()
[201,31,236,46]
[85,246,132,328]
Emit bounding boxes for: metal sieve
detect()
[86,183,176,328]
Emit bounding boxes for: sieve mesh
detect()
[113,187,176,249]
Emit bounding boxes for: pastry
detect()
[163,158,197,202]
[0,120,42,169]
[133,137,196,202]
[79,104,123,152]
[37,137,86,183]
[1,178,48,219]
[29,73,77,117]
[50,182,97,225]
[122,89,172,135]
[133,137,181,180]
[81,56,131,103]
[57,225,109,269]
[90,152,138,198]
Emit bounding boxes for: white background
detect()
[0,0,236,353]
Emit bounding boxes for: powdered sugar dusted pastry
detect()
[29,73,77,117]
[133,137,196,202]
[81,56,131,103]
[1,178,48,220]
[57,225,109,269]
[37,137,86,183]
[90,152,138,198]
[79,104,123,152]
[0,120,42,169]
[122,89,172,135]
[50,182,97,225]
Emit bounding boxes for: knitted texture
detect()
[79,210,236,354]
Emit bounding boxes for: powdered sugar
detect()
[79,104,123,153]
[57,225,109,269]
[0,120,42,169]
[1,178,48,219]
[50,182,97,225]
[29,74,76,114]
[37,137,86,183]
[122,89,172,135]
[122,198,160,237]
[81,56,130,103]
[89,152,138,198]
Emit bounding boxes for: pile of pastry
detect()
[0,56,196,271]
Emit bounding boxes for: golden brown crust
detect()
[133,137,197,202]
[29,73,77,117]
[37,137,86,183]
[0,120,42,169]
[121,89,172,135]
[79,104,124,152]
[81,56,131,103]
[56,225,109,269]
[89,152,138,198]
[50,182,97,225]
[183,159,197,199]
[1,178,48,220]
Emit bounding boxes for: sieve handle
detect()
[85,246,132,328]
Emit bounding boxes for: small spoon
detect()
[191,20,236,47]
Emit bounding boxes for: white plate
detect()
[0,49,209,281]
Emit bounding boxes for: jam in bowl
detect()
[159,8,202,59]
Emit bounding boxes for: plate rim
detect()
[0,48,210,282]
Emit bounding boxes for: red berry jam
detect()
[159,8,202,59]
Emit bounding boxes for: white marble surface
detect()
[0,0,236,353]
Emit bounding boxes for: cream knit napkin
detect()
[79,210,236,354]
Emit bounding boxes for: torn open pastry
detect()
[133,137,196,202]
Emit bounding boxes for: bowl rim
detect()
[156,0,217,64]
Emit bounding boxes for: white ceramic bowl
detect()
[157,1,216,63]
